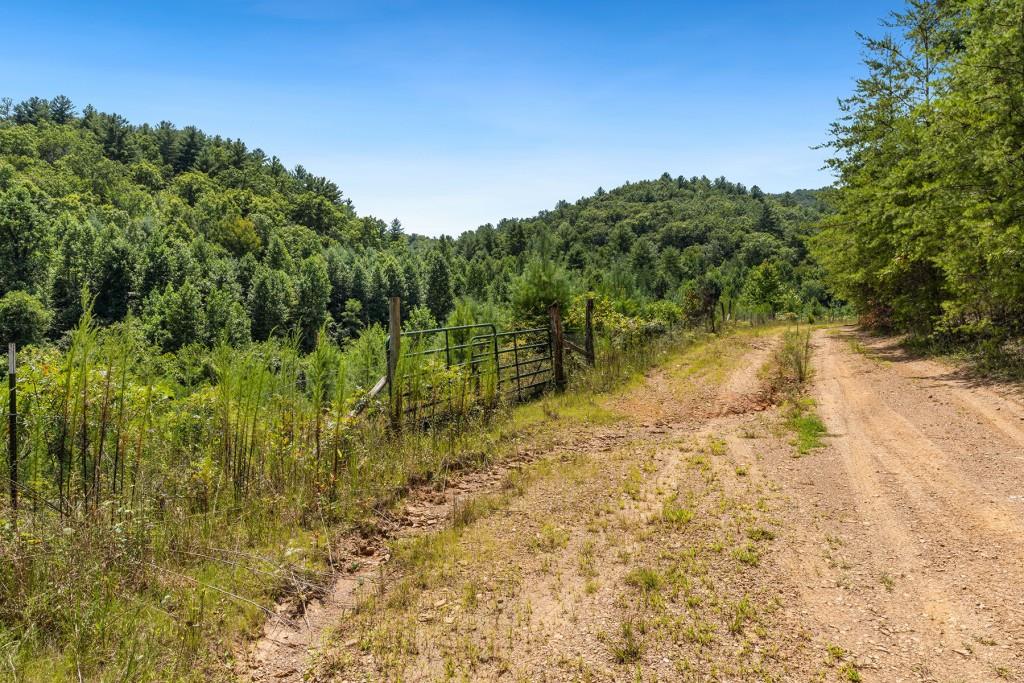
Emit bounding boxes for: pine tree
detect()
[154,121,179,168]
[249,267,295,340]
[175,125,204,173]
[160,280,206,350]
[92,225,139,323]
[379,254,405,299]
[48,95,75,124]
[265,234,294,273]
[425,250,454,323]
[295,256,331,349]
[388,218,405,242]
[401,259,422,309]
[0,183,51,295]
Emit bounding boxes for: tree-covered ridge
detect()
[817,0,1024,345]
[455,175,834,323]
[0,95,832,354]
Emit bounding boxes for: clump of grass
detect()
[785,398,827,454]
[840,662,862,682]
[451,493,503,529]
[732,543,760,567]
[775,328,813,386]
[728,595,756,634]
[826,643,847,661]
[611,621,643,664]
[766,328,828,454]
[683,619,715,645]
[578,540,597,577]
[622,466,644,500]
[825,643,862,682]
[746,526,775,542]
[461,581,479,609]
[994,665,1013,680]
[661,494,695,526]
[532,523,569,552]
[624,567,664,594]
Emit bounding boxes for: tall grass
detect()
[769,327,826,455]
[771,327,813,392]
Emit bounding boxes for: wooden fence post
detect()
[549,303,566,390]
[584,297,595,366]
[387,297,402,422]
[8,343,17,523]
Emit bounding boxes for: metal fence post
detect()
[8,343,17,523]
[584,297,596,366]
[549,303,566,390]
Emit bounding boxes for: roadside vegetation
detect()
[816,0,1024,375]
[768,327,826,456]
[0,293,715,681]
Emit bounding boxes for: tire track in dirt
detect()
[285,330,823,681]
[860,335,1024,450]
[751,329,1024,681]
[240,423,633,681]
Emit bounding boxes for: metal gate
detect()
[386,323,554,422]
[351,297,592,423]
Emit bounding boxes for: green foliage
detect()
[0,290,50,345]
[0,97,830,349]
[249,267,294,341]
[0,182,51,295]
[818,0,1024,346]
[295,255,331,350]
[680,273,721,332]
[510,244,573,322]
[786,402,827,455]
[155,279,206,350]
[405,304,437,332]
[424,250,454,322]
[741,261,787,317]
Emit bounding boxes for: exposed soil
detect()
[756,328,1024,680]
[242,326,1024,682]
[240,390,644,681]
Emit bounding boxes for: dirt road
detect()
[760,329,1024,680]
[245,327,1024,682]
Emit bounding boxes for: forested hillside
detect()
[0,96,832,353]
[817,0,1024,352]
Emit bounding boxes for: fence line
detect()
[375,297,595,425]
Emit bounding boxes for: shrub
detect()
[0,289,50,345]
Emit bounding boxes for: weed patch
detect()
[785,398,827,454]
[611,621,644,664]
[660,494,695,526]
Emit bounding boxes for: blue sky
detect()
[1,1,896,236]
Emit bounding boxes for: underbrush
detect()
[769,327,813,393]
[904,331,1024,382]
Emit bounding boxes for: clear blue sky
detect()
[1,1,896,236]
